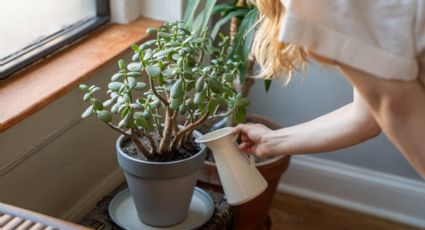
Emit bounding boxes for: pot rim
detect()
[116,130,206,166]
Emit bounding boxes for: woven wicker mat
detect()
[79,183,232,230]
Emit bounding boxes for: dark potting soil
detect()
[120,133,201,162]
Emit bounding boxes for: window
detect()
[0,0,109,80]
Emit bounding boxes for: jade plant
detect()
[79,22,249,159]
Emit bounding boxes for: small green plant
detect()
[79,22,249,159]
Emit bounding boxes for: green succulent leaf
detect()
[153,48,174,58]
[208,78,222,93]
[150,100,161,109]
[111,72,125,81]
[143,110,152,120]
[83,93,91,101]
[81,105,93,118]
[108,82,124,91]
[144,49,153,60]
[127,63,142,72]
[131,103,143,110]
[130,72,143,78]
[141,40,156,50]
[111,101,123,114]
[163,68,178,77]
[170,79,184,98]
[103,99,113,107]
[79,84,88,91]
[195,78,204,92]
[97,110,113,123]
[118,59,126,70]
[146,65,161,78]
[179,104,187,115]
[147,28,157,35]
[158,31,172,38]
[208,99,219,114]
[170,97,184,110]
[118,119,126,129]
[123,111,134,128]
[194,91,206,105]
[132,53,140,62]
[136,117,154,132]
[185,99,196,110]
[134,82,147,90]
[128,77,137,89]
[91,87,101,93]
[131,44,139,52]
[233,106,247,124]
[239,97,250,107]
[93,99,104,111]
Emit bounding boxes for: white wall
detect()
[248,62,422,181]
[109,0,184,24]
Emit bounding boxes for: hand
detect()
[233,123,274,158]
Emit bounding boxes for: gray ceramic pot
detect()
[116,131,206,227]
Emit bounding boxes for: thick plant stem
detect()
[241,60,255,97]
[135,128,158,154]
[159,109,176,153]
[130,128,153,158]
[171,113,209,150]
[230,0,246,45]
[182,129,194,146]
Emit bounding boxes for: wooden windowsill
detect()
[0,17,162,133]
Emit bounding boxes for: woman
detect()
[234,0,425,179]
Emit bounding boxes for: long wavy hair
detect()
[251,0,307,83]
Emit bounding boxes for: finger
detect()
[239,142,253,150]
[240,133,251,142]
[254,145,272,158]
[233,124,253,134]
[239,143,255,155]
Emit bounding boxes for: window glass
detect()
[0,0,96,60]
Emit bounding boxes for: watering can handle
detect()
[232,132,256,167]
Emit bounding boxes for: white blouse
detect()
[279,0,425,84]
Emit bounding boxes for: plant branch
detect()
[211,109,234,119]
[241,60,255,97]
[149,77,169,106]
[135,127,158,154]
[130,128,153,158]
[106,123,130,137]
[171,112,209,149]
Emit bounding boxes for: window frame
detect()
[0,0,110,80]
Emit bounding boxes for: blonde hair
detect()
[251,0,307,83]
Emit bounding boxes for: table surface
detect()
[79,183,232,230]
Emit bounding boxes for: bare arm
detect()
[234,89,381,156]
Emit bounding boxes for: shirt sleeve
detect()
[416,0,425,55]
[279,0,419,81]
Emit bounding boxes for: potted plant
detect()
[79,21,248,227]
[187,1,291,229]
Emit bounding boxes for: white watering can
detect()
[196,127,268,205]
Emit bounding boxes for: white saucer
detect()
[108,187,214,230]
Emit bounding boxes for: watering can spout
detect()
[196,127,268,205]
